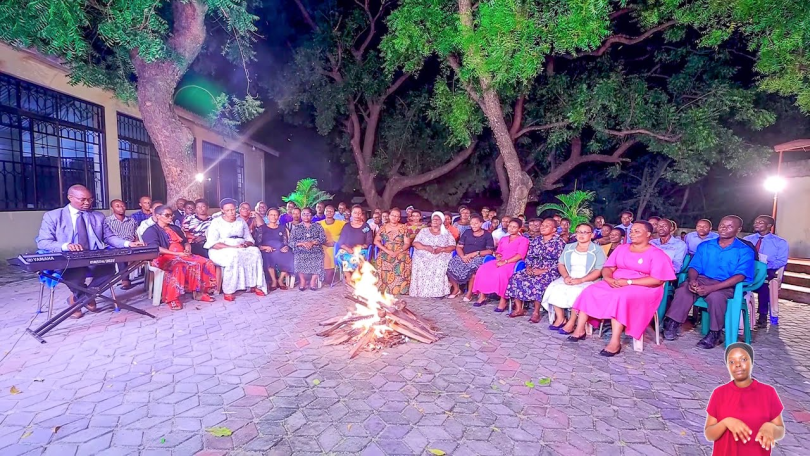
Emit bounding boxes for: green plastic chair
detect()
[693,261,767,348]
[657,254,691,323]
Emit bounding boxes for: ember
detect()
[318,249,439,357]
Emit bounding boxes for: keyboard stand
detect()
[26,261,156,343]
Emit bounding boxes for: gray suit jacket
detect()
[37,205,128,253]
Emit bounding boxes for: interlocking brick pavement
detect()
[0,275,808,455]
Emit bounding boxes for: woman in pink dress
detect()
[563,221,675,356]
[471,219,529,311]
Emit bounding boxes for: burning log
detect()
[318,248,439,357]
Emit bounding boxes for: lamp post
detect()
[764,175,787,234]
[195,173,205,183]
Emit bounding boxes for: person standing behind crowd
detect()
[334,202,348,221]
[286,207,302,232]
[279,201,297,226]
[406,209,424,240]
[744,215,789,327]
[374,207,412,295]
[185,199,213,258]
[647,216,661,239]
[492,215,511,244]
[602,227,624,257]
[616,211,634,244]
[593,216,606,240]
[319,205,345,285]
[685,219,719,255]
[313,202,326,222]
[443,211,460,241]
[663,215,755,349]
[132,195,152,226]
[596,224,613,245]
[454,206,472,236]
[651,218,688,272]
[105,199,138,290]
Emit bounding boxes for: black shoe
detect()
[599,347,621,357]
[756,314,768,328]
[663,317,680,341]
[697,330,722,349]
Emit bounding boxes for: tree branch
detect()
[447,54,482,106]
[352,0,389,61]
[597,128,681,142]
[539,139,637,190]
[514,121,570,140]
[509,95,525,139]
[567,20,677,59]
[609,8,634,20]
[293,0,319,31]
[383,73,410,100]
[388,142,478,190]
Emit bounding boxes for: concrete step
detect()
[783,271,810,288]
[780,283,810,304]
[786,259,810,275]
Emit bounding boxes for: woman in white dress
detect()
[541,222,606,329]
[409,212,456,298]
[204,198,268,301]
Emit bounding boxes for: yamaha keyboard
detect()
[8,246,159,272]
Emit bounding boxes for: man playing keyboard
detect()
[37,185,143,319]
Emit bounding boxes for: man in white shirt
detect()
[491,215,512,245]
[616,211,634,244]
[650,218,687,272]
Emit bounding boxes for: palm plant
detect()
[281,178,334,212]
[536,190,596,232]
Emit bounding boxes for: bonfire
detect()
[317,249,439,357]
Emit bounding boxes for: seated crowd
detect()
[39,187,788,355]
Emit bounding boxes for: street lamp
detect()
[195,173,205,183]
[764,175,787,233]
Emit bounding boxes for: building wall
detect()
[0,42,271,258]
[779,160,810,259]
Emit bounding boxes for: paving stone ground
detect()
[0,274,808,456]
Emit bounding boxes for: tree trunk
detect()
[131,0,206,202]
[494,155,510,207]
[481,89,532,216]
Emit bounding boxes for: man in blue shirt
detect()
[744,215,789,327]
[651,218,687,272]
[131,195,152,226]
[616,211,634,244]
[663,215,756,349]
[684,219,719,255]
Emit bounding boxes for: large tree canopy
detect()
[272,0,479,209]
[381,0,809,215]
[0,0,263,201]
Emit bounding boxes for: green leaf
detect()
[206,427,233,437]
[428,449,446,455]
[312,379,321,386]
[538,377,552,386]
[524,380,535,388]
[160,438,166,444]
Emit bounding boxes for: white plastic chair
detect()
[145,265,165,307]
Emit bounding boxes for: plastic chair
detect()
[694,261,767,348]
[677,254,692,285]
[480,255,526,312]
[145,265,165,307]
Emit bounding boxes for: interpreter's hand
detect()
[66,243,84,252]
[723,417,753,443]
[755,422,777,450]
[130,241,145,247]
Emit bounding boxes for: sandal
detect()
[529,314,542,324]
[508,310,526,318]
[548,319,567,330]
[120,282,135,290]
[599,347,621,357]
[198,294,214,303]
[462,296,471,302]
[255,289,267,297]
[224,294,235,302]
[447,293,459,299]
[167,301,183,311]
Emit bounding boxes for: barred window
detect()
[118,114,166,208]
[0,73,106,211]
[202,141,244,206]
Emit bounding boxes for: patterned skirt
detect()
[153,253,217,303]
[505,269,561,302]
[447,255,486,284]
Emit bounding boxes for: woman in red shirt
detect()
[704,342,785,455]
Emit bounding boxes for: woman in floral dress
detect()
[505,218,565,317]
[374,207,412,295]
[289,207,327,290]
[409,212,456,298]
[143,205,217,310]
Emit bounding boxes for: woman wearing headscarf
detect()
[409,212,456,298]
[705,342,785,455]
[204,198,268,301]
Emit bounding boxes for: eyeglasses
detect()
[160,213,173,218]
[69,196,94,203]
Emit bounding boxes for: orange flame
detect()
[348,247,393,337]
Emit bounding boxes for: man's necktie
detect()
[755,236,764,252]
[76,212,91,250]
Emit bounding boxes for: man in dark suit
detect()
[37,185,143,318]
